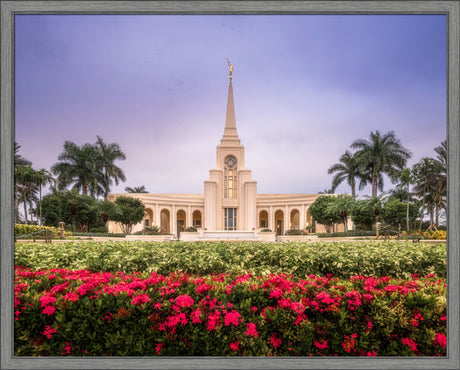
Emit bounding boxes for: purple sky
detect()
[15,15,446,196]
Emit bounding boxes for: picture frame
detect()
[1,1,458,369]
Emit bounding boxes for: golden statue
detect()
[227,58,233,79]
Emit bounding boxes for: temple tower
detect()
[204,62,257,231]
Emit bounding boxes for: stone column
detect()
[155,204,160,228]
[300,204,306,229]
[172,205,177,236]
[269,205,273,231]
[187,205,192,228]
[284,205,289,233]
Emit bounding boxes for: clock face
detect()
[225,155,236,168]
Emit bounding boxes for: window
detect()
[144,219,150,227]
[224,208,237,231]
[224,155,237,199]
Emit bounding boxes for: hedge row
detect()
[14,224,71,238]
[14,267,447,356]
[15,241,447,279]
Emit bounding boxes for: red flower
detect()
[175,294,194,308]
[271,333,282,349]
[224,310,242,327]
[245,323,259,338]
[42,305,56,316]
[131,294,151,306]
[41,325,57,339]
[314,339,328,350]
[229,340,239,351]
[155,342,165,354]
[402,337,418,352]
[433,333,447,348]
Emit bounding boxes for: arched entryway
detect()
[290,209,300,230]
[177,210,186,236]
[193,210,202,228]
[259,210,268,228]
[144,208,153,228]
[275,210,284,236]
[160,209,170,234]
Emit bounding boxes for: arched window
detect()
[259,210,268,228]
[224,155,237,199]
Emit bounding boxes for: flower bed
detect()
[14,267,446,356]
[15,241,447,279]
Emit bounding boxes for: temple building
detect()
[108,65,335,241]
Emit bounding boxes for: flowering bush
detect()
[423,230,447,240]
[14,224,71,238]
[14,241,447,279]
[14,267,446,356]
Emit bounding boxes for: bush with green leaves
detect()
[15,241,446,279]
[309,196,342,233]
[111,196,145,234]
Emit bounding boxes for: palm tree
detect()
[35,169,55,225]
[95,136,127,200]
[433,140,447,223]
[395,167,413,231]
[351,131,412,197]
[14,142,31,223]
[16,166,39,224]
[412,157,444,230]
[326,195,356,232]
[51,141,104,197]
[97,199,118,232]
[327,150,369,197]
[125,185,148,193]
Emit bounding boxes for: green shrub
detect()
[184,227,197,232]
[14,224,71,238]
[285,229,307,235]
[14,241,447,279]
[89,227,106,234]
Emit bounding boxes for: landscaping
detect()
[14,241,446,356]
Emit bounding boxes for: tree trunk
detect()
[372,176,377,198]
[351,185,356,198]
[23,196,28,224]
[14,184,19,223]
[83,184,88,196]
[39,184,42,226]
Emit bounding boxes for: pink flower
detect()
[39,294,56,307]
[245,323,259,338]
[175,294,194,308]
[402,337,418,352]
[433,333,447,348]
[366,350,377,356]
[191,308,202,324]
[62,291,79,302]
[131,294,151,306]
[224,310,242,327]
[155,342,165,354]
[41,325,57,339]
[207,310,221,331]
[269,288,284,299]
[42,305,56,316]
[314,339,328,350]
[229,340,239,351]
[271,333,282,349]
[440,315,447,321]
[62,342,72,355]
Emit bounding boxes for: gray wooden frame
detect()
[1,1,458,369]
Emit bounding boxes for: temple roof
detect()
[220,77,241,146]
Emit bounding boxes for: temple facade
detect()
[108,69,334,240]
